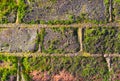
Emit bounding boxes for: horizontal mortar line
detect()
[0,52,120,57]
[0,52,101,57]
[0,22,120,28]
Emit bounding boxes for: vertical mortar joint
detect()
[78,28,83,52]
[16,0,19,24]
[106,56,112,72]
[109,0,113,22]
[104,55,112,81]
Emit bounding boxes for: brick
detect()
[0,0,17,23]
[113,0,120,22]
[20,0,108,24]
[41,28,80,54]
[0,55,17,81]
[22,56,109,81]
[111,57,120,80]
[0,27,38,52]
[83,27,120,54]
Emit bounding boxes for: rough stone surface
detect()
[0,27,38,52]
[22,0,107,23]
[43,28,80,53]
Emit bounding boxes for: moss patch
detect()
[0,55,17,81]
[18,0,28,23]
[0,0,17,23]
[114,0,120,22]
[110,57,120,80]
[83,27,120,54]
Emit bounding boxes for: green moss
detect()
[104,0,109,5]
[37,28,46,52]
[22,56,109,80]
[83,27,120,54]
[43,39,64,54]
[110,57,120,80]
[40,27,79,54]
[104,0,109,22]
[27,14,106,25]
[0,55,17,81]
[115,0,120,3]
[22,72,31,81]
[0,0,17,23]
[18,0,28,23]
[114,0,120,22]
[25,13,106,25]
[51,27,66,34]
[49,0,57,3]
[1,43,9,47]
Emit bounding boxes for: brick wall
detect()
[0,0,120,81]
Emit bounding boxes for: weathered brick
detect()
[83,27,120,54]
[22,56,109,81]
[20,0,108,24]
[41,28,80,54]
[0,0,17,23]
[0,55,17,81]
[111,57,120,80]
[0,27,38,52]
[113,0,120,22]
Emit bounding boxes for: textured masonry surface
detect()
[0,0,120,81]
[83,27,120,54]
[2,26,120,54]
[22,0,107,23]
[0,27,80,53]
[0,0,108,24]
[0,27,37,52]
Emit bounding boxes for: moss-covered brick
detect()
[83,27,120,54]
[41,27,80,54]
[0,55,17,81]
[114,0,120,22]
[22,56,109,81]
[0,0,17,23]
[19,0,108,24]
[0,27,79,53]
[110,57,120,80]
